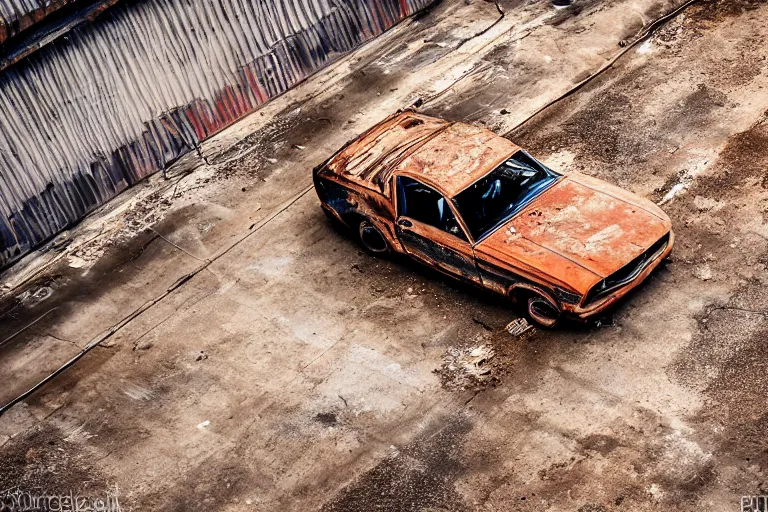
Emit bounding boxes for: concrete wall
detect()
[0,0,433,268]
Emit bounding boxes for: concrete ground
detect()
[1,0,767,510]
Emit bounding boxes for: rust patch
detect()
[504,176,670,277]
[395,121,519,197]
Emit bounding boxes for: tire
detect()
[358,220,390,255]
[322,206,343,226]
[322,207,336,221]
[526,293,560,328]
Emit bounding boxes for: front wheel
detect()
[526,294,560,328]
[358,220,390,255]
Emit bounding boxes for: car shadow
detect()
[319,213,669,334]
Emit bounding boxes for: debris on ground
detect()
[133,339,153,351]
[594,314,617,328]
[435,344,497,390]
[437,316,538,390]
[505,318,535,337]
[694,264,713,281]
[15,285,53,306]
[693,195,721,212]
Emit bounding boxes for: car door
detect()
[394,175,481,284]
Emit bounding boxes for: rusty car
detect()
[313,110,674,326]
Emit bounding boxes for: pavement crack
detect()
[150,228,210,263]
[704,306,768,319]
[46,332,83,349]
[0,308,59,349]
[463,389,482,408]
[454,1,506,51]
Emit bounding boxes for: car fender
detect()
[506,282,559,310]
[316,175,404,253]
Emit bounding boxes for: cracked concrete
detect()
[1,0,767,510]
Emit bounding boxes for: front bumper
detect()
[564,230,675,320]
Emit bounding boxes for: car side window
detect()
[396,176,467,241]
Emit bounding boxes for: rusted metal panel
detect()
[0,1,122,72]
[315,112,674,325]
[395,121,520,197]
[480,176,671,279]
[324,110,521,197]
[327,111,448,191]
[0,0,76,45]
[475,230,600,296]
[0,0,435,268]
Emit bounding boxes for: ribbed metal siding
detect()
[0,0,74,44]
[0,0,434,268]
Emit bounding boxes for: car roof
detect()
[394,121,520,197]
[323,111,520,197]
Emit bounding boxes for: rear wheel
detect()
[358,220,390,255]
[322,207,336,221]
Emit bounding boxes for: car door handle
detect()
[398,219,412,228]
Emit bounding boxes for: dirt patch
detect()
[0,226,176,344]
[314,412,339,426]
[320,414,474,512]
[548,90,642,164]
[204,107,306,182]
[578,433,622,456]
[512,0,767,195]
[657,115,768,272]
[434,319,538,391]
[697,115,768,194]
[517,74,728,177]
[0,423,110,495]
[672,277,768,458]
[136,456,256,512]
[435,343,499,389]
[665,83,730,133]
[500,407,719,510]
[686,0,766,22]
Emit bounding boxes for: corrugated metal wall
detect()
[0,0,76,44]
[0,0,434,268]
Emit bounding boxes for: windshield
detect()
[453,151,559,241]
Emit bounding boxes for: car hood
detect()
[474,172,671,293]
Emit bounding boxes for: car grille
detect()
[585,232,670,305]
